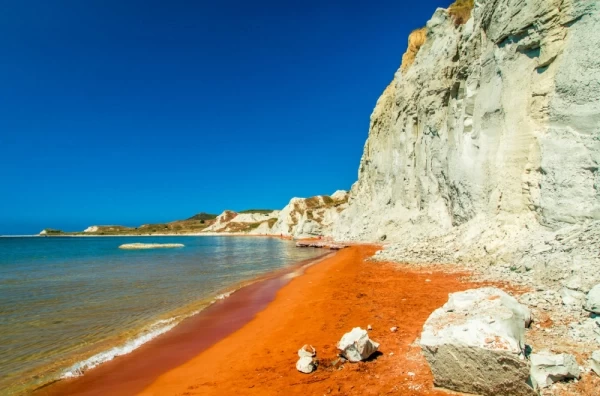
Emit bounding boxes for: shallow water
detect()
[0,236,323,395]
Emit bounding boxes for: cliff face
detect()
[202,191,348,238]
[334,0,600,245]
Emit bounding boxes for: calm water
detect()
[0,236,323,395]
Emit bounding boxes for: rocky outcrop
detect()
[83,226,99,233]
[420,288,534,396]
[333,0,600,253]
[270,192,349,238]
[202,192,349,237]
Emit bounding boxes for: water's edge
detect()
[34,251,333,395]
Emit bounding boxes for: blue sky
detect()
[0,0,446,234]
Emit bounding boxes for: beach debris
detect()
[367,324,372,330]
[298,344,316,358]
[584,283,600,314]
[118,243,184,250]
[420,287,535,395]
[590,351,600,375]
[530,352,580,389]
[390,326,398,333]
[296,356,317,374]
[296,344,317,374]
[337,327,380,362]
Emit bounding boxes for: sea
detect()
[0,236,323,395]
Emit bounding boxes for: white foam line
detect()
[60,288,239,379]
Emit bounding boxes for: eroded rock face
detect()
[530,352,580,390]
[270,192,349,238]
[337,327,379,363]
[333,0,600,249]
[420,288,534,396]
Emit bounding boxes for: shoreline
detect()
[41,245,490,395]
[5,233,296,238]
[139,245,488,395]
[35,251,333,396]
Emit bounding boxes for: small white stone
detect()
[390,326,398,333]
[298,344,316,358]
[296,356,317,374]
[367,324,372,330]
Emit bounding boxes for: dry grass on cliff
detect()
[400,27,427,73]
[448,0,474,25]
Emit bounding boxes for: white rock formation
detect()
[330,190,348,201]
[296,356,317,374]
[39,230,47,235]
[530,352,580,389]
[270,193,349,238]
[203,210,239,232]
[230,212,279,224]
[590,350,600,375]
[332,0,600,264]
[585,284,600,314]
[83,226,99,233]
[420,287,534,395]
[336,327,379,363]
[202,192,347,237]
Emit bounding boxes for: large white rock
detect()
[420,287,535,396]
[584,284,600,314]
[295,356,317,374]
[590,350,600,375]
[530,352,580,389]
[337,327,379,362]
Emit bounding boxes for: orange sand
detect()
[141,245,483,395]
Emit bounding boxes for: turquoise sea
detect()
[0,236,323,395]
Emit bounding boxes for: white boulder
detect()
[295,356,317,374]
[337,327,379,362]
[584,284,600,314]
[530,352,580,389]
[420,287,535,396]
[590,351,600,375]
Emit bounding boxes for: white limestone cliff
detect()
[269,192,349,238]
[202,192,348,238]
[333,0,599,255]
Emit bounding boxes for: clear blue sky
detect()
[0,0,446,234]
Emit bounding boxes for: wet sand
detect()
[138,245,485,395]
[35,253,332,396]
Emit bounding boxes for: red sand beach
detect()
[39,245,491,395]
